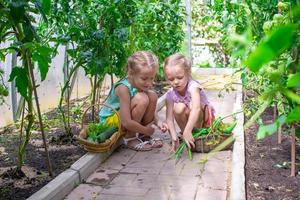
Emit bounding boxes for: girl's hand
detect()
[157,121,168,133]
[183,131,195,149]
[170,138,179,153]
[144,124,155,136]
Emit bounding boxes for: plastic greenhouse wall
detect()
[0,44,91,127]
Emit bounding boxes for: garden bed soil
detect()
[245,107,300,200]
[0,127,86,200]
[0,99,87,200]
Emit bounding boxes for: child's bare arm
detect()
[166,100,180,151]
[116,85,154,135]
[154,114,168,132]
[183,87,201,148]
[165,100,177,141]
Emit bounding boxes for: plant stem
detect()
[58,61,82,135]
[17,57,34,171]
[91,74,97,122]
[220,110,243,121]
[291,124,296,177]
[17,100,26,170]
[244,98,272,130]
[26,50,53,177]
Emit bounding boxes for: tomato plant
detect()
[203,0,300,176]
[0,0,53,176]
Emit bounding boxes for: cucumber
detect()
[96,126,118,143]
[87,136,96,143]
[219,121,237,134]
[192,128,209,139]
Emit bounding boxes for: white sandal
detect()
[123,136,152,151]
[137,133,163,148]
[148,137,163,148]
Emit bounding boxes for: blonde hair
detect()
[164,53,191,75]
[126,51,159,75]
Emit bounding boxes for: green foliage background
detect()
[0,0,186,169]
[195,0,300,139]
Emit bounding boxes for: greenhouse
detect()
[0,0,299,200]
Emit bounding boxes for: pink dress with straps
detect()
[166,79,215,127]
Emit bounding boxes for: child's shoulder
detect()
[115,78,129,87]
[115,78,137,97]
[165,88,175,101]
[166,87,174,95]
[115,83,128,92]
[188,79,202,91]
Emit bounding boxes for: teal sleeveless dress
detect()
[99,78,137,123]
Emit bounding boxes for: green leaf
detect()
[241,72,248,85]
[66,49,77,58]
[264,25,294,53]
[22,21,35,42]
[0,51,5,61]
[269,71,281,83]
[32,45,52,81]
[287,73,300,88]
[41,0,51,14]
[256,124,277,140]
[9,1,26,24]
[291,6,300,23]
[8,67,29,100]
[244,25,295,72]
[33,0,48,22]
[256,115,286,140]
[296,128,300,140]
[286,107,300,123]
[277,114,286,125]
[282,89,300,104]
[244,45,275,72]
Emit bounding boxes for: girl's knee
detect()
[133,92,149,107]
[174,103,188,116]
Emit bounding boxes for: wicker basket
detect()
[76,103,125,153]
[192,133,233,153]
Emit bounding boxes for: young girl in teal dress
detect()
[99,51,164,151]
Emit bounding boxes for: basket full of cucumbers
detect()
[77,104,124,153]
[174,115,238,161]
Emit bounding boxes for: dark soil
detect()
[0,98,87,200]
[245,107,300,200]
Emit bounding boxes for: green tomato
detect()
[263,21,273,33]
[273,14,284,22]
[269,71,281,83]
[277,2,289,11]
[245,110,251,117]
[262,66,273,74]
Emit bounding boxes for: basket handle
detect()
[81,103,121,131]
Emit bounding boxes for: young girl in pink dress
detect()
[163,53,215,152]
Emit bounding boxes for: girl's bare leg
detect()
[173,102,189,132]
[194,109,204,128]
[174,102,205,130]
[141,90,158,125]
[122,92,154,151]
[126,92,149,137]
[139,91,162,148]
